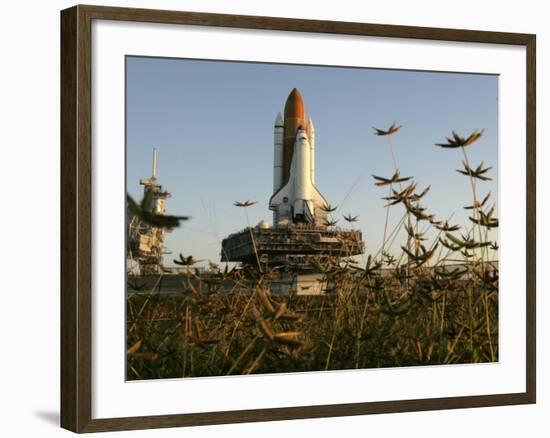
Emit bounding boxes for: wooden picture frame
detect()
[60,4,536,433]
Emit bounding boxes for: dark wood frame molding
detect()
[60,4,536,433]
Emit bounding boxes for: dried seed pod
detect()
[257,319,275,341]
[127,339,142,355]
[273,332,302,347]
[274,302,287,320]
[257,289,275,314]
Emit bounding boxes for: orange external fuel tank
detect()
[282,88,306,185]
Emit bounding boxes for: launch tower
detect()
[127,148,171,275]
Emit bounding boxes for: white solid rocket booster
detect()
[293,129,312,219]
[273,112,284,192]
[307,118,315,185]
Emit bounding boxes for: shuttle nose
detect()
[296,128,307,140]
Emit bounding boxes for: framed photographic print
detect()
[60,4,536,433]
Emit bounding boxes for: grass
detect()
[126,268,498,380]
[126,126,499,380]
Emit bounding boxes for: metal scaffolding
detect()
[221,222,364,268]
[127,148,171,275]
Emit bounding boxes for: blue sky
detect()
[126,56,498,267]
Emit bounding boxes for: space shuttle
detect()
[269,88,328,226]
